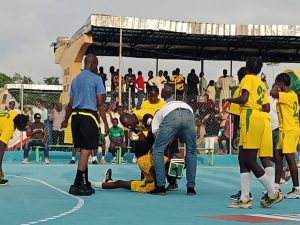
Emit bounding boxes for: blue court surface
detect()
[1,153,300,225]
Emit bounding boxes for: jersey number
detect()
[293,101,299,117]
[256,86,264,105]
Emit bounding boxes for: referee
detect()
[62,54,108,196]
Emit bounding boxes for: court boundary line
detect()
[7,175,84,225]
[249,214,300,222]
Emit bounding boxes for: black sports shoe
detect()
[150,186,166,195]
[86,182,95,194]
[92,160,99,165]
[230,190,253,200]
[69,160,75,164]
[166,182,178,191]
[0,177,8,186]
[103,168,112,182]
[68,184,93,196]
[187,187,196,195]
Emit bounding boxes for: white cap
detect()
[9,99,15,103]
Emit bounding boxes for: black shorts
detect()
[71,110,99,150]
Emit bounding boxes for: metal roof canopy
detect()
[59,14,300,63]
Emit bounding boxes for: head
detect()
[158,70,163,76]
[109,66,115,74]
[99,66,104,73]
[275,73,290,91]
[223,69,228,77]
[138,71,142,76]
[199,72,204,78]
[34,113,42,123]
[147,86,160,103]
[14,114,29,131]
[112,118,119,128]
[208,80,215,86]
[84,54,98,73]
[175,68,180,74]
[120,113,138,129]
[56,103,63,111]
[237,67,247,83]
[148,70,153,78]
[246,57,263,75]
[128,68,133,74]
[163,71,168,76]
[35,99,42,108]
[161,85,174,100]
[8,99,16,110]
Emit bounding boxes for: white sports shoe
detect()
[285,188,300,199]
[22,158,29,164]
[44,158,50,164]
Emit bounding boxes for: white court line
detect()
[7,175,84,225]
[248,214,300,222]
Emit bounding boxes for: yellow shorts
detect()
[277,128,300,154]
[131,179,155,193]
[239,109,265,149]
[259,118,273,157]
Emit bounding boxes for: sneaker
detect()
[230,190,253,200]
[284,187,300,199]
[86,182,95,194]
[150,186,166,195]
[260,191,283,208]
[166,182,178,191]
[100,158,106,164]
[228,198,253,209]
[132,157,137,164]
[69,160,75,164]
[111,157,116,164]
[68,184,93,196]
[22,158,29,164]
[103,168,112,182]
[92,160,99,165]
[44,158,50,164]
[261,189,281,205]
[187,187,196,195]
[121,157,125,164]
[0,177,8,186]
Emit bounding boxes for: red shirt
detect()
[135,75,145,91]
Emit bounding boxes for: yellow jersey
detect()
[277,91,299,132]
[171,74,185,91]
[239,74,269,111]
[132,108,149,132]
[141,99,166,116]
[0,111,18,144]
[229,85,241,116]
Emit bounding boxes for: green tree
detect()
[12,73,33,84]
[43,76,60,85]
[0,72,13,88]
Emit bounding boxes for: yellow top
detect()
[229,86,241,116]
[277,91,299,131]
[240,74,269,111]
[0,111,18,144]
[132,108,149,132]
[141,99,166,116]
[170,74,185,90]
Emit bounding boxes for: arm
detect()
[262,103,270,113]
[61,97,73,128]
[227,89,249,105]
[270,84,280,99]
[97,95,109,134]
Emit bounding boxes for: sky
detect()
[0,0,299,85]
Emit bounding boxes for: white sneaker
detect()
[285,187,300,199]
[44,158,50,164]
[22,158,29,164]
[111,157,116,164]
[121,157,125,164]
[132,156,137,164]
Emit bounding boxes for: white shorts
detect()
[205,137,215,150]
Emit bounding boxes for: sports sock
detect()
[72,157,75,161]
[240,172,252,201]
[258,173,276,198]
[92,182,103,188]
[74,170,84,186]
[101,156,105,160]
[274,183,280,190]
[264,167,275,187]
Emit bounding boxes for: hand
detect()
[104,124,109,135]
[61,120,68,129]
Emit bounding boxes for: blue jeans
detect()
[24,139,49,158]
[152,108,197,187]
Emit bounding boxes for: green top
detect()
[109,127,124,142]
[98,133,105,142]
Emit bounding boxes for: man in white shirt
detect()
[148,70,167,98]
[50,103,66,145]
[150,86,197,195]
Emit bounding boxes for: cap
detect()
[34,113,41,119]
[9,99,15,103]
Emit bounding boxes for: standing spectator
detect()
[216,69,236,109]
[135,71,145,109]
[22,113,49,164]
[171,68,185,100]
[0,112,28,185]
[187,69,199,110]
[50,103,66,145]
[199,72,207,96]
[146,70,154,94]
[203,110,220,153]
[7,99,21,113]
[150,86,197,195]
[61,54,109,196]
[163,70,170,82]
[109,118,126,164]
[98,66,107,101]
[206,80,216,102]
[124,68,136,108]
[148,70,167,98]
[33,99,48,123]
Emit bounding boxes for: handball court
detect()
[1,154,300,225]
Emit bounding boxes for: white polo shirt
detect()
[151,100,193,133]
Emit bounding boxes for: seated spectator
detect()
[22,113,49,164]
[203,110,220,152]
[98,127,106,164]
[109,118,126,164]
[218,112,230,154]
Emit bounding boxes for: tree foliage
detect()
[12,73,33,84]
[0,72,13,88]
[43,76,60,85]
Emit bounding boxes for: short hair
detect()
[246,57,263,74]
[14,114,29,126]
[275,73,290,86]
[148,86,159,93]
[112,118,119,123]
[237,67,247,82]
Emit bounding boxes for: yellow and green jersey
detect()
[0,111,18,144]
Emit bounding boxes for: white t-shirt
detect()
[269,97,278,130]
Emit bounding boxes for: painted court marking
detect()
[7,175,84,225]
